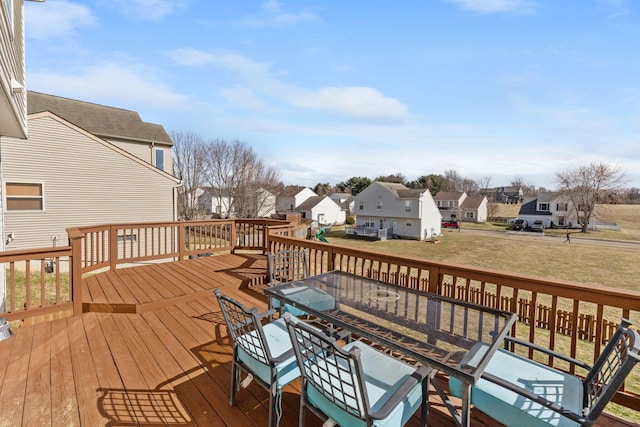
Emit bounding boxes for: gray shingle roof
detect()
[27,91,172,145]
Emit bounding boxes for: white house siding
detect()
[309,197,345,225]
[354,182,441,240]
[2,114,178,250]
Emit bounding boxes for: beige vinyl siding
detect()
[2,114,177,250]
[107,138,173,174]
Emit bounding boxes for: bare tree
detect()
[477,176,492,193]
[555,162,626,232]
[171,131,208,220]
[204,140,281,218]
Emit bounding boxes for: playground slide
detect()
[316,227,328,243]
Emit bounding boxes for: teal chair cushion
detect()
[274,286,336,317]
[449,345,584,427]
[307,341,423,427]
[236,318,300,388]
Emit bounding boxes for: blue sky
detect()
[24,0,640,189]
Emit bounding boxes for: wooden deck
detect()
[0,254,635,426]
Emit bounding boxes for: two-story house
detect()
[350,181,441,240]
[480,186,523,204]
[434,192,488,223]
[2,95,180,250]
[518,191,590,229]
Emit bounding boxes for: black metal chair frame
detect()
[481,318,640,426]
[214,289,296,427]
[283,313,431,427]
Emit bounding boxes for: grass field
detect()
[328,205,640,291]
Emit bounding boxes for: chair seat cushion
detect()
[307,341,423,427]
[237,318,300,388]
[273,286,337,317]
[449,345,584,427]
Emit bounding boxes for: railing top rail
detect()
[0,246,72,262]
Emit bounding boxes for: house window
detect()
[359,201,364,211]
[539,203,550,211]
[405,201,411,212]
[556,203,568,211]
[6,183,44,211]
[465,211,475,219]
[557,216,565,226]
[377,200,383,211]
[406,222,412,227]
[437,201,442,207]
[154,148,165,170]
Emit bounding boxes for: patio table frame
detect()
[264,270,517,427]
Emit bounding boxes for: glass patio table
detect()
[264,270,516,427]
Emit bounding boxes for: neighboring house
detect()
[1,109,180,250]
[199,187,276,218]
[350,181,441,240]
[435,191,488,223]
[276,186,317,212]
[295,195,345,225]
[27,91,174,174]
[460,195,489,223]
[434,191,466,221]
[480,186,523,204]
[329,192,354,214]
[517,191,590,229]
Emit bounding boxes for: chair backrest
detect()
[214,289,272,365]
[584,318,640,420]
[284,313,369,422]
[267,249,309,286]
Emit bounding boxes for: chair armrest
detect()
[256,308,279,321]
[481,371,588,424]
[504,335,592,371]
[369,365,432,420]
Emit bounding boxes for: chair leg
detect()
[421,378,429,427]
[268,383,277,427]
[230,358,239,406]
[299,386,307,427]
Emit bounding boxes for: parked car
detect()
[442,220,460,229]
[511,219,528,231]
[531,220,545,232]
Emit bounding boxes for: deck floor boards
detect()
[0,253,634,426]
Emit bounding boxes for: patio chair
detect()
[267,249,311,316]
[283,313,431,427]
[214,289,301,427]
[449,318,640,427]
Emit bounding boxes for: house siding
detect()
[2,115,177,250]
[0,0,27,139]
[107,138,173,174]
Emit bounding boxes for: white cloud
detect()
[28,62,191,111]
[289,87,410,123]
[446,0,537,14]
[167,49,410,123]
[238,0,320,27]
[25,0,96,40]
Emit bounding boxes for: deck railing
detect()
[266,233,640,411]
[2,219,293,321]
[2,221,639,412]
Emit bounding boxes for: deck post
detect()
[109,225,118,271]
[68,231,83,315]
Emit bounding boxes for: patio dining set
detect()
[215,249,640,427]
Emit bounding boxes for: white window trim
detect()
[153,147,165,170]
